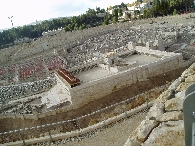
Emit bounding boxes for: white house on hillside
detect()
[127,1,152,14]
[124,1,152,18]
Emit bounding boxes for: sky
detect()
[0,0,135,30]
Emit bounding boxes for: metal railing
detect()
[192,122,195,146]
[184,83,195,146]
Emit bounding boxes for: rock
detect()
[156,111,183,122]
[156,90,174,103]
[126,119,159,145]
[175,91,185,100]
[181,63,195,78]
[143,120,185,146]
[176,82,193,92]
[136,120,159,142]
[113,106,124,115]
[185,74,195,82]
[146,103,164,120]
[71,137,75,142]
[164,97,183,111]
[168,77,183,90]
[124,137,141,146]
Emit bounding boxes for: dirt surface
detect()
[55,113,147,146]
[0,67,187,134]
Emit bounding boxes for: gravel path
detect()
[51,112,146,146]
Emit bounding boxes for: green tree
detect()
[121,2,126,8]
[173,9,178,15]
[137,0,143,3]
[118,9,123,17]
[158,0,169,16]
[113,16,118,23]
[102,17,109,25]
[96,7,101,13]
[100,8,106,13]
[113,9,119,17]
[143,9,148,18]
[152,0,160,6]
[86,8,96,17]
[143,8,156,18]
[169,0,181,7]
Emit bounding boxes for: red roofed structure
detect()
[57,68,80,88]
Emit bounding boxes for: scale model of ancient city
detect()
[1,11,195,145]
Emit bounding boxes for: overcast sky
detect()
[0,0,135,30]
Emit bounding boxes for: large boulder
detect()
[146,102,164,120]
[156,111,183,122]
[168,77,183,90]
[164,97,183,111]
[156,90,174,103]
[124,137,141,146]
[176,82,193,92]
[143,120,185,146]
[136,119,159,142]
[185,74,195,82]
[175,90,185,100]
[126,119,159,145]
[181,63,195,78]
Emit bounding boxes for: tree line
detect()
[0,0,194,49]
[0,7,106,49]
[142,0,194,18]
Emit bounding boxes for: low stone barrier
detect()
[0,84,168,145]
[0,101,153,146]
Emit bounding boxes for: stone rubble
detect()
[156,111,183,122]
[164,97,183,111]
[143,120,185,146]
[125,62,195,146]
[146,102,164,120]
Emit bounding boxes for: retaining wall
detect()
[69,51,184,109]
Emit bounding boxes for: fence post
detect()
[19,130,26,146]
[47,126,53,144]
[73,119,81,130]
[184,83,195,146]
[145,94,149,112]
[101,109,106,126]
[123,101,128,119]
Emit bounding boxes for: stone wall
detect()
[124,61,195,146]
[0,82,166,122]
[69,50,184,109]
